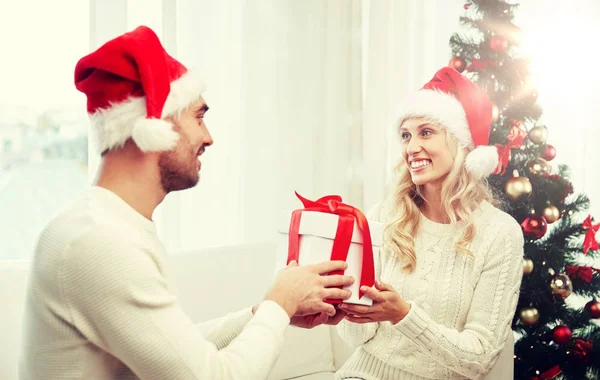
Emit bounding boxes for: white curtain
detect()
[89,0,600,254]
[175,0,364,251]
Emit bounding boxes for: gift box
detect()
[275,192,383,306]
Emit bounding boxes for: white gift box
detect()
[276,210,383,306]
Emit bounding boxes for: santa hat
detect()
[396,66,498,179]
[74,25,206,153]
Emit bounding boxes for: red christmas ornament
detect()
[449,57,467,73]
[521,214,547,239]
[552,325,572,344]
[490,35,509,52]
[584,299,600,318]
[541,144,556,161]
[572,338,593,364]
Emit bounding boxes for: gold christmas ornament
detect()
[519,307,539,326]
[491,103,500,123]
[549,273,573,300]
[523,258,534,274]
[526,157,551,176]
[528,126,548,145]
[543,205,561,224]
[505,170,532,200]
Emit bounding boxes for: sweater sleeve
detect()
[61,229,290,380]
[336,201,384,348]
[392,221,524,379]
[195,308,253,349]
[336,319,380,349]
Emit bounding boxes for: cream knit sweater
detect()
[336,200,524,380]
[19,186,290,380]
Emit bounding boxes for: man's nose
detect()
[203,126,214,146]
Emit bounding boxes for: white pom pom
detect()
[465,145,499,179]
[131,118,180,152]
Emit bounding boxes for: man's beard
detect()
[158,143,199,193]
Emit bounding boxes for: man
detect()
[19,25,353,380]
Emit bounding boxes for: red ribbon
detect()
[493,125,528,175]
[531,365,562,380]
[287,192,375,301]
[582,215,599,254]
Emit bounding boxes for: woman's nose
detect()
[406,138,423,155]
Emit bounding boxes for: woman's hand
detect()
[339,281,411,325]
[290,305,347,329]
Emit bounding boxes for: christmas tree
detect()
[448,1,600,379]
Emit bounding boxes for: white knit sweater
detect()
[336,200,524,380]
[19,186,290,380]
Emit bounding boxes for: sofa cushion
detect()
[268,325,335,380]
[170,243,279,322]
[0,260,31,380]
[290,372,335,380]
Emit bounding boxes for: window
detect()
[0,0,90,260]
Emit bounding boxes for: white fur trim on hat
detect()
[465,145,499,179]
[89,70,206,153]
[131,118,180,152]
[397,89,473,149]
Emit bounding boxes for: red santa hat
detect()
[396,66,498,179]
[74,25,205,153]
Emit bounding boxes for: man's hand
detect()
[264,260,355,318]
[290,305,347,329]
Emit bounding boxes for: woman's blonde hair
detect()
[383,120,495,273]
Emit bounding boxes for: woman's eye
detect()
[401,132,410,140]
[422,129,433,136]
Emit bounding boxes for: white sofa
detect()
[1,242,513,380]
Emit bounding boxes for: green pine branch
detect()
[542,217,587,249]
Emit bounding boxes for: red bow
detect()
[531,365,562,380]
[572,339,593,364]
[566,265,599,283]
[287,192,375,300]
[466,58,497,72]
[582,215,599,254]
[493,125,528,175]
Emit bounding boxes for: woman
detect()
[335,67,524,380]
